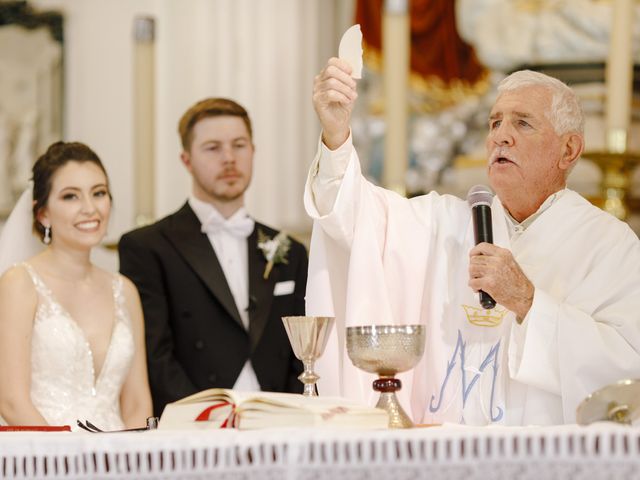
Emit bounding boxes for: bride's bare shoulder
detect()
[0,264,36,302]
[0,263,33,285]
[118,274,141,302]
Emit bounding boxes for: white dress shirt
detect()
[188,195,261,391]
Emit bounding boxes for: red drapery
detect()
[355,0,488,109]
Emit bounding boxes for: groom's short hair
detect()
[178,97,253,151]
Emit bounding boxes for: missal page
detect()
[159,389,389,430]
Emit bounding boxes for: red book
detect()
[0,425,71,432]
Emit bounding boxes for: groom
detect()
[119,98,307,416]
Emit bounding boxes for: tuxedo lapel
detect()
[248,226,276,351]
[163,203,243,327]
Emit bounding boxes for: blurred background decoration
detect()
[1,0,640,248]
[0,1,63,218]
[350,0,640,229]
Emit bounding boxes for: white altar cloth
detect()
[1,423,639,479]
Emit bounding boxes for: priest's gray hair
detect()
[497,70,585,136]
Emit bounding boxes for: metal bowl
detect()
[346,325,425,376]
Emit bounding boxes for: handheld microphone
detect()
[467,185,496,310]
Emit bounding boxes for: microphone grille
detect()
[467,184,494,207]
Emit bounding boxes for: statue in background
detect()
[11,111,38,196]
[356,0,488,112]
[352,0,495,194]
[457,0,640,72]
[0,2,63,219]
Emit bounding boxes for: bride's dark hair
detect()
[32,141,110,242]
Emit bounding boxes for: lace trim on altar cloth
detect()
[0,424,638,478]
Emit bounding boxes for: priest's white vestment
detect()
[304,139,640,425]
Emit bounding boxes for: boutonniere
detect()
[257,229,291,279]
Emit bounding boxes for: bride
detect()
[0,141,152,430]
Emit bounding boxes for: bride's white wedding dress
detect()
[22,262,135,430]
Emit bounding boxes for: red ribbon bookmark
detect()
[194,401,235,428]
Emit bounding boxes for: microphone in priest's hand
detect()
[467,185,496,310]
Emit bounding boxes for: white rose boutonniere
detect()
[257,229,291,279]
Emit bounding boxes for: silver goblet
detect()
[346,324,425,428]
[282,316,335,396]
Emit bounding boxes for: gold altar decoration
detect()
[583,0,639,220]
[576,378,640,425]
[582,135,640,220]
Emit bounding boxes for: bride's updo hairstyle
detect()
[31,141,110,242]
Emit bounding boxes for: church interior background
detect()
[1,0,640,272]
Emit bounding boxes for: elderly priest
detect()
[304,57,640,426]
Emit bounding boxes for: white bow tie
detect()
[201,213,255,238]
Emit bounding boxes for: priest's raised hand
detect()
[312,57,357,150]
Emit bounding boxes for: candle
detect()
[133,16,156,225]
[605,0,634,152]
[383,0,410,195]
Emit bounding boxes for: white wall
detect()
[31,0,158,242]
[28,0,353,242]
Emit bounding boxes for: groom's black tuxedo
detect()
[118,203,306,416]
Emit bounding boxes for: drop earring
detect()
[44,226,51,245]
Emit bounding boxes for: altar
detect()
[1,423,638,479]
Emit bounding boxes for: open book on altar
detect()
[158,389,389,430]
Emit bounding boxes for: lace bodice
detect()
[23,263,135,431]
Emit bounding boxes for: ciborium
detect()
[576,378,640,425]
[282,316,335,396]
[346,325,425,428]
[581,150,640,220]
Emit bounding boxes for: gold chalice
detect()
[346,324,425,428]
[576,378,640,425]
[282,316,335,396]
